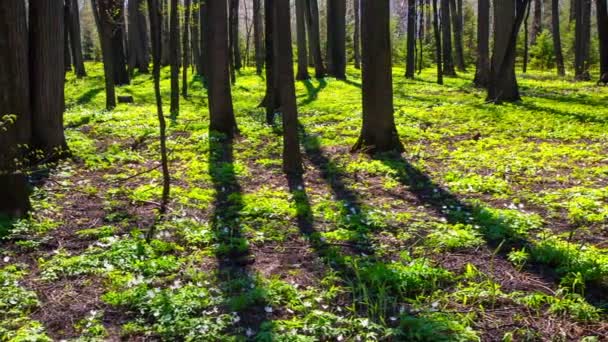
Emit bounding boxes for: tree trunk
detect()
[432,0,443,84]
[418,0,425,73]
[128,0,150,74]
[191,0,202,75]
[0,0,31,217]
[523,2,530,73]
[169,0,180,117]
[353,0,403,154]
[273,0,303,175]
[296,0,310,80]
[552,0,565,76]
[305,0,326,78]
[440,0,456,76]
[488,0,529,103]
[597,0,608,77]
[531,0,542,45]
[474,0,489,87]
[253,0,264,74]
[327,0,346,79]
[67,0,87,77]
[574,0,591,80]
[30,0,69,160]
[183,0,191,97]
[64,2,73,72]
[95,0,117,109]
[110,1,129,85]
[206,0,238,135]
[161,0,170,65]
[450,0,465,71]
[406,0,416,78]
[231,0,242,71]
[263,0,280,124]
[200,1,208,83]
[353,0,360,69]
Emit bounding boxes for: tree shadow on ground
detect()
[72,87,104,107]
[299,79,327,106]
[209,133,268,337]
[515,101,608,125]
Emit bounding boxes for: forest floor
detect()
[1,63,607,341]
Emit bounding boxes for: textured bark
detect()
[432,0,443,84]
[128,0,150,73]
[450,0,465,71]
[574,0,591,80]
[523,2,530,73]
[200,2,208,82]
[406,0,416,78]
[305,0,325,78]
[97,0,117,109]
[531,0,542,45]
[353,0,403,153]
[296,0,310,80]
[161,0,170,65]
[110,1,130,85]
[418,0,425,73]
[253,0,264,74]
[30,0,69,159]
[327,0,346,79]
[273,0,303,175]
[440,0,456,76]
[353,0,360,69]
[191,0,202,75]
[597,0,608,76]
[229,0,242,72]
[263,0,280,124]
[0,0,31,217]
[487,0,529,103]
[64,2,73,72]
[206,0,238,135]
[474,0,490,87]
[169,0,180,117]
[183,0,191,97]
[67,0,87,77]
[552,0,565,76]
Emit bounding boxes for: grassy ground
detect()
[1,62,607,341]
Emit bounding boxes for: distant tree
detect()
[417,0,426,73]
[183,0,191,97]
[353,0,403,153]
[353,0,361,69]
[191,0,202,75]
[552,0,565,76]
[67,0,87,77]
[573,0,591,80]
[530,0,542,45]
[405,0,416,78]
[597,0,608,77]
[253,0,264,74]
[110,1,130,85]
[441,0,456,76]
[64,2,73,72]
[263,0,279,124]
[161,0,170,65]
[296,0,310,80]
[305,0,326,78]
[487,0,530,103]
[474,0,489,87]
[169,0,180,117]
[523,1,531,73]
[199,1,208,82]
[450,0,466,71]
[327,0,346,79]
[229,0,242,73]
[432,0,443,84]
[206,0,238,135]
[0,0,31,217]
[128,0,150,74]
[30,0,69,160]
[95,0,117,109]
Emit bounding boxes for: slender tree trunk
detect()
[206,0,238,135]
[574,0,591,80]
[192,0,202,75]
[128,0,150,74]
[67,0,87,77]
[64,2,73,72]
[229,0,242,71]
[353,0,361,69]
[169,0,180,117]
[110,1,130,85]
[597,0,608,77]
[474,0,489,87]
[327,0,346,79]
[95,0,116,109]
[161,0,170,65]
[441,0,456,76]
[263,0,279,124]
[418,0,425,73]
[531,0,542,45]
[353,0,404,153]
[200,1,208,83]
[30,0,69,160]
[450,0,465,71]
[552,0,565,76]
[406,0,417,78]
[183,0,191,97]
[253,0,264,74]
[523,3,530,73]
[305,0,326,78]
[273,0,303,175]
[432,0,443,84]
[296,0,310,80]
[0,0,31,217]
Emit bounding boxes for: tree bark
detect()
[110,1,130,85]
[200,1,208,83]
[161,0,170,65]
[305,0,326,78]
[353,0,403,154]
[574,0,591,80]
[597,0,608,77]
[440,0,456,76]
[406,0,416,78]
[183,0,191,97]
[531,0,542,45]
[296,0,310,80]
[229,0,242,72]
[64,2,73,72]
[552,0,565,76]
[418,0,425,73]
[170,0,180,116]
[95,0,117,109]
[30,0,69,160]
[263,0,280,124]
[523,2,530,73]
[432,0,443,84]
[253,0,264,74]
[67,0,87,77]
[0,0,31,217]
[450,0,465,71]
[353,0,360,69]
[327,0,346,79]
[128,0,150,74]
[191,0,202,75]
[474,0,489,87]
[206,0,238,135]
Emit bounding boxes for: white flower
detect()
[2,256,9,263]
[303,301,312,308]
[390,316,398,321]
[337,335,344,341]
[264,306,273,313]
[246,328,255,337]
[232,313,240,323]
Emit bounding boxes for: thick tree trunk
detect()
[574,0,591,80]
[273,0,303,175]
[95,0,117,109]
[353,0,361,69]
[128,0,150,74]
[531,0,542,45]
[30,0,69,160]
[253,0,264,74]
[305,0,326,78]
[296,0,310,80]
[353,0,403,153]
[169,0,180,116]
[206,0,238,135]
[263,0,280,124]
[327,0,346,79]
[67,0,87,77]
[474,0,489,87]
[183,0,191,97]
[597,0,608,76]
[450,0,465,71]
[0,0,31,217]
[111,2,130,85]
[488,0,529,103]
[552,0,565,76]
[432,0,443,84]
[406,0,416,78]
[440,0,456,76]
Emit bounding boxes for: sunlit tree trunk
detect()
[531,0,542,45]
[432,0,443,84]
[552,0,565,76]
[406,0,416,78]
[327,0,346,79]
[253,0,264,74]
[95,0,116,109]
[353,0,360,69]
[474,0,489,87]
[296,0,310,80]
[574,0,591,80]
[183,0,191,97]
[128,0,150,74]
[441,0,456,76]
[170,0,180,116]
[450,0,465,71]
[305,0,326,78]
